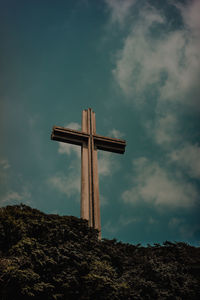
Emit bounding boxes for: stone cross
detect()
[51,108,126,238]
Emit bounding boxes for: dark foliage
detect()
[0,205,200,299]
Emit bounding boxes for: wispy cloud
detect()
[105,0,136,26]
[100,193,108,207]
[119,215,140,226]
[112,1,200,108]
[48,122,81,198]
[0,158,32,207]
[103,213,141,236]
[0,159,10,170]
[148,217,157,224]
[112,7,164,100]
[146,113,179,147]
[168,217,183,229]
[168,217,200,240]
[122,157,198,209]
[98,151,119,178]
[0,189,32,206]
[108,128,125,139]
[108,0,200,163]
[48,171,80,199]
[170,143,200,179]
[106,0,200,215]
[103,220,118,234]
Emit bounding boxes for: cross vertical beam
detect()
[81,109,101,236]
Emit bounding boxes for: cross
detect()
[51,108,126,238]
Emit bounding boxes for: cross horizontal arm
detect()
[94,134,126,154]
[51,126,89,146]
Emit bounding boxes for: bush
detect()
[0,204,200,299]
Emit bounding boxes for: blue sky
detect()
[1,0,200,245]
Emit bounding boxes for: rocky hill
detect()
[0,204,200,299]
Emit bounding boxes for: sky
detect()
[0,0,200,246]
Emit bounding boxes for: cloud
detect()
[112,7,165,100]
[170,143,200,179]
[122,157,198,209]
[177,0,200,33]
[0,157,32,207]
[168,217,183,229]
[108,128,124,139]
[108,0,200,156]
[58,143,81,158]
[119,215,140,226]
[98,151,119,177]
[103,220,118,234]
[0,159,10,170]
[100,193,108,206]
[148,217,157,224]
[48,172,80,198]
[105,0,136,26]
[0,159,10,184]
[48,121,81,198]
[112,1,200,109]
[103,214,141,236]
[147,113,179,147]
[64,122,81,131]
[0,189,32,207]
[107,0,200,220]
[168,217,200,240]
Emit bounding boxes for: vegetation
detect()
[0,204,200,299]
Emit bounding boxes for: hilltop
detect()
[0,204,200,299]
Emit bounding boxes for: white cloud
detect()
[48,172,80,198]
[149,113,178,146]
[119,215,140,226]
[0,158,32,207]
[48,122,81,197]
[122,157,198,209]
[112,2,200,108]
[149,217,157,224]
[170,143,200,179]
[100,193,108,206]
[98,151,119,177]
[0,159,10,170]
[112,8,165,100]
[168,217,200,240]
[0,159,10,185]
[103,220,118,234]
[108,128,124,139]
[168,217,183,229]
[178,0,200,33]
[109,0,200,153]
[179,224,196,239]
[105,0,136,26]
[58,143,81,158]
[1,192,23,203]
[103,214,141,236]
[64,122,81,131]
[0,189,32,206]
